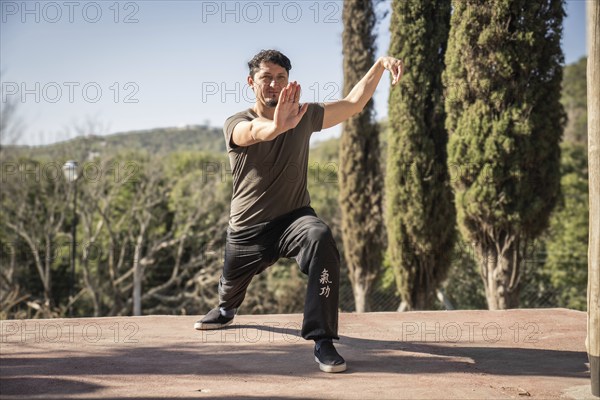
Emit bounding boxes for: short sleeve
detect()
[311,102,325,132]
[223,113,252,151]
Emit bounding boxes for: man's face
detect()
[248,62,289,108]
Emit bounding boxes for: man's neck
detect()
[252,102,275,120]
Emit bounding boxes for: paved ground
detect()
[0,308,596,399]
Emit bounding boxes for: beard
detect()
[266,99,278,107]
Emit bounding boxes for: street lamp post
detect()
[62,160,79,317]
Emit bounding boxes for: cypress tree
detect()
[339,0,384,312]
[443,0,566,309]
[386,0,455,310]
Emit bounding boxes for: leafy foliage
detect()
[543,143,588,309]
[561,57,587,146]
[443,0,566,309]
[339,0,385,312]
[386,0,456,310]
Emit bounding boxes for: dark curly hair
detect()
[248,50,292,79]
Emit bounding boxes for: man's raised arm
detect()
[232,82,308,147]
[322,56,404,130]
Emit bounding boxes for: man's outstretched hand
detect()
[379,56,404,86]
[273,81,309,133]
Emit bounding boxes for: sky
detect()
[0,0,589,146]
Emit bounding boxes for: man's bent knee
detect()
[306,223,334,244]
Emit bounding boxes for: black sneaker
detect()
[314,340,347,373]
[194,308,234,330]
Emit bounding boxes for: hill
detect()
[5,125,343,163]
[5,125,226,161]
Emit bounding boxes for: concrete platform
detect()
[0,309,595,399]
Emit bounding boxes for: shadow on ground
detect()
[1,323,590,398]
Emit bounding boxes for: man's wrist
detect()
[266,121,283,141]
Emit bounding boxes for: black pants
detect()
[218,206,340,340]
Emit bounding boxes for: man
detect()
[195,49,403,373]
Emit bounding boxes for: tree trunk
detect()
[402,256,438,311]
[478,238,520,310]
[436,288,454,310]
[413,285,431,311]
[586,0,600,395]
[82,254,100,317]
[133,238,143,316]
[43,236,53,309]
[352,280,372,313]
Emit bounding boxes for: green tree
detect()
[442,238,487,309]
[386,0,455,310]
[544,143,588,309]
[339,0,385,312]
[1,156,70,316]
[444,0,566,309]
[561,57,587,146]
[539,58,589,310]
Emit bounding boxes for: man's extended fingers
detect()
[288,81,298,102]
[279,86,288,103]
[277,82,303,105]
[294,84,301,103]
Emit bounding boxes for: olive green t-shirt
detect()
[223,103,325,231]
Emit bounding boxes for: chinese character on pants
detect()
[319,268,332,298]
[319,286,331,298]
